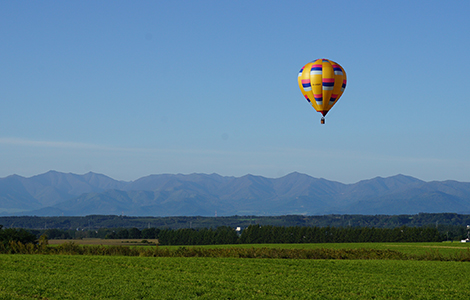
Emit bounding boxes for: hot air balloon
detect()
[298,58,347,124]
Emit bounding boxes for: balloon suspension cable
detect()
[320,117,325,124]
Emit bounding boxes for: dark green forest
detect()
[1,213,470,230]
[0,225,37,247]
[140,225,444,245]
[1,224,446,246]
[1,213,470,243]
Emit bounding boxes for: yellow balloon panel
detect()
[298,59,347,117]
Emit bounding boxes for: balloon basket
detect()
[320,117,325,124]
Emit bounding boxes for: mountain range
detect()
[1,171,470,216]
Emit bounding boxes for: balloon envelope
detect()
[298,58,347,117]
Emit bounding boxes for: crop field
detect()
[49,238,470,256]
[202,241,470,256]
[1,242,470,299]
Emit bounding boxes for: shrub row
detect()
[2,240,470,262]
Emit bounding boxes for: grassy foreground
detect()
[1,254,470,299]
[2,242,470,299]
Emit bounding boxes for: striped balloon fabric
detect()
[298,58,347,121]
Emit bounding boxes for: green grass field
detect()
[198,241,470,255]
[1,242,470,299]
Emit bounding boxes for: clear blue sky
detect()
[1,0,469,183]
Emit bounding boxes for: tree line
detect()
[2,213,470,231]
[41,226,239,245]
[0,225,37,247]
[31,225,446,245]
[239,225,444,244]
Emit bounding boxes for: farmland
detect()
[2,254,470,299]
[1,242,470,299]
[49,238,470,256]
